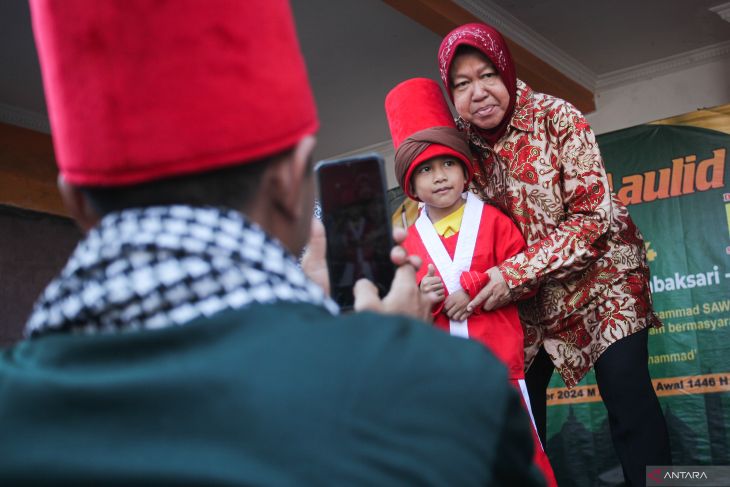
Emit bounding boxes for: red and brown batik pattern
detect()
[461,80,661,388]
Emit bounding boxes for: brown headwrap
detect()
[394,126,473,195]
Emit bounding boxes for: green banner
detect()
[546,121,730,486]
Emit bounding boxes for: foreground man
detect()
[0,1,545,485]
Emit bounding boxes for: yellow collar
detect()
[433,204,465,238]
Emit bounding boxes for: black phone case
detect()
[315,153,395,310]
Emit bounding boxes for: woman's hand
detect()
[466,266,512,312]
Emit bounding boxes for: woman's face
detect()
[449,50,510,130]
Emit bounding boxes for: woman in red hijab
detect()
[438,23,671,486]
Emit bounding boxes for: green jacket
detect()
[0,303,545,486]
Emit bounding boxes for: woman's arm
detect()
[498,105,613,298]
[468,105,613,311]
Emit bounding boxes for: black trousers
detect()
[525,328,671,487]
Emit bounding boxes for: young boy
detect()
[385,77,557,487]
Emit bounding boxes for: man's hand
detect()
[353,227,435,322]
[466,266,512,312]
[444,290,471,321]
[300,218,330,296]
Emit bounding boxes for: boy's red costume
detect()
[386,77,558,487]
[405,193,526,379]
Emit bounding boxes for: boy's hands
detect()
[419,266,474,321]
[444,289,471,321]
[420,264,445,302]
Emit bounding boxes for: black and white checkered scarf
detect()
[25,205,338,337]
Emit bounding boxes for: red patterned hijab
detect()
[438,23,517,145]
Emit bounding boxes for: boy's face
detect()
[411,155,467,216]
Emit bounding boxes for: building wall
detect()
[588,57,730,135]
[0,206,80,346]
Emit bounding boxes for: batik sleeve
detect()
[498,105,613,298]
[461,207,528,297]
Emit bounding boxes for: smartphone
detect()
[315,153,395,310]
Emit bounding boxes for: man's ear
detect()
[268,135,316,221]
[57,175,101,232]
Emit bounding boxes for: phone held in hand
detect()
[315,153,395,311]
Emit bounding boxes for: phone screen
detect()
[316,154,395,310]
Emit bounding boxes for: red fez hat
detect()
[384,78,473,200]
[29,0,318,186]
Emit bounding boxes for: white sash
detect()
[415,192,483,338]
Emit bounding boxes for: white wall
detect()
[588,57,730,135]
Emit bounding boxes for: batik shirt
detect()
[461,80,661,387]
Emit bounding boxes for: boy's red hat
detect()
[384,78,473,200]
[29,0,318,187]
